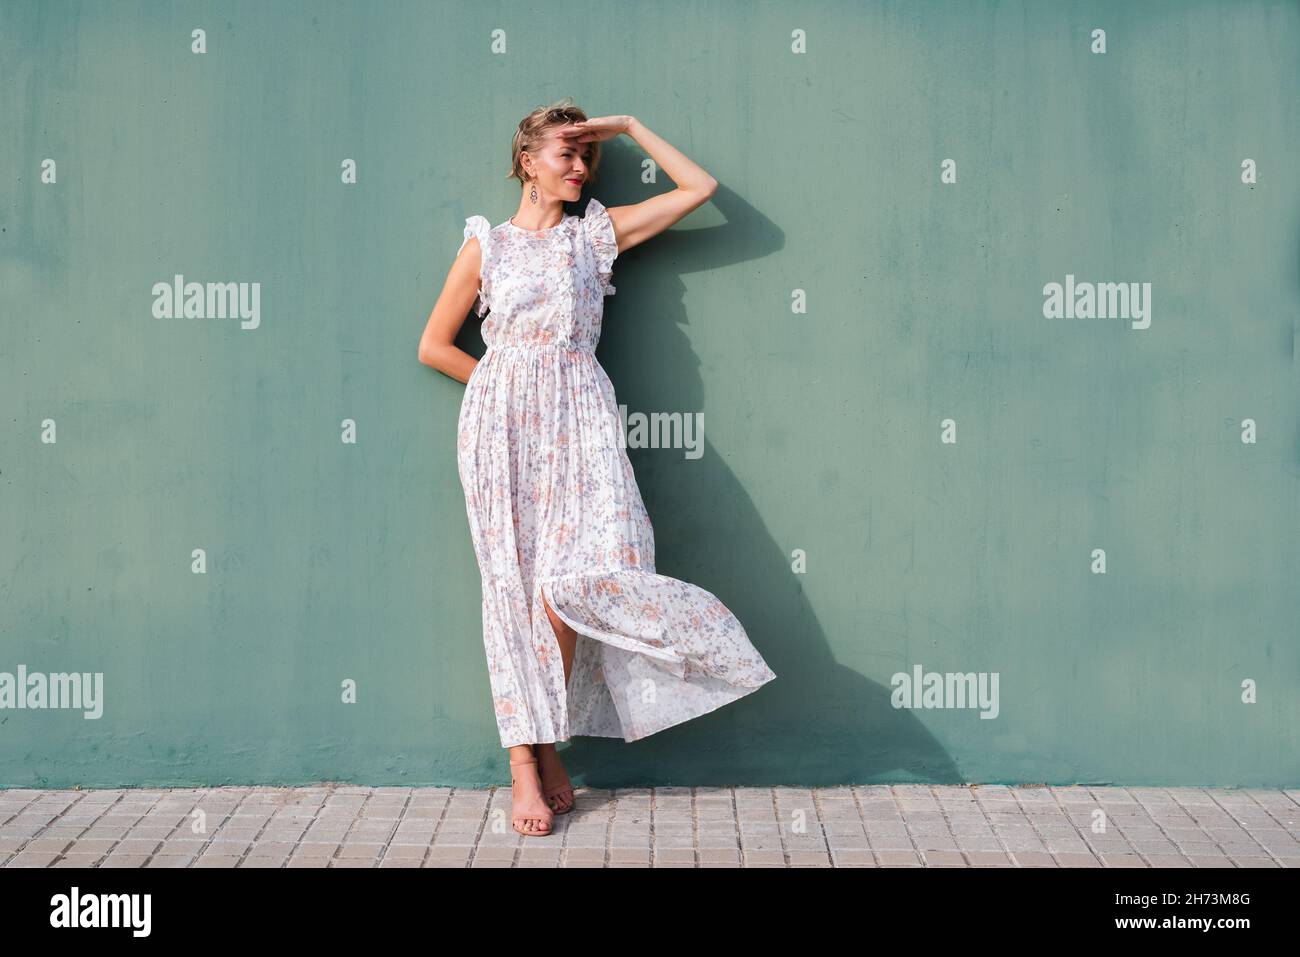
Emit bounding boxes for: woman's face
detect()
[526,132,592,200]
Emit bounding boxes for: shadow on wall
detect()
[454,154,961,788]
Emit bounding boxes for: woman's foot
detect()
[508,755,554,836]
[535,744,575,814]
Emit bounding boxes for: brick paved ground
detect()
[2,785,1296,868]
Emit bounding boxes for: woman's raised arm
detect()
[558,115,718,254]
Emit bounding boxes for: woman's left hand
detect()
[556,116,634,143]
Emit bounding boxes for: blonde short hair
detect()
[509,98,602,186]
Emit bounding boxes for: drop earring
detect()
[529,180,538,205]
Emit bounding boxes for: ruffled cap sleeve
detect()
[582,198,618,296]
[457,215,492,316]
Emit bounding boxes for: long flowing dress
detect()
[455,197,777,748]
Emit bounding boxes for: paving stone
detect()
[3,784,1294,868]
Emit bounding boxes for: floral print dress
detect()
[455,197,777,748]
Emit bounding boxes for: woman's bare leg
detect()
[537,590,577,812]
[542,589,577,682]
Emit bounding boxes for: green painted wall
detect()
[3,0,1297,789]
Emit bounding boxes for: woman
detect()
[418,101,777,837]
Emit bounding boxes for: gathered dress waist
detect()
[483,341,596,357]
